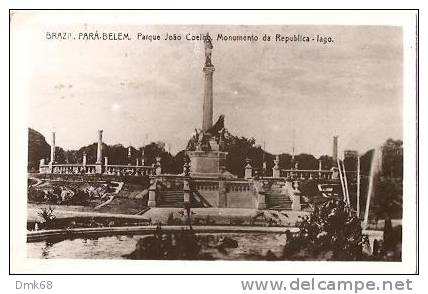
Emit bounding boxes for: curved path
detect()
[93,181,124,210]
[28,176,43,188]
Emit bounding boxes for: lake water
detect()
[27,233,288,260]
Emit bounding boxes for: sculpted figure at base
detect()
[187,115,226,151]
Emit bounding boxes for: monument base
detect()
[186,150,231,178]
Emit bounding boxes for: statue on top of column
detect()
[204,33,213,67]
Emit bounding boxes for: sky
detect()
[20,21,403,157]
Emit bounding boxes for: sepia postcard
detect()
[9,10,418,274]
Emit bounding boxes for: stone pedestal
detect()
[272,155,280,178]
[291,181,301,211]
[244,158,253,179]
[291,194,301,211]
[256,194,266,210]
[331,167,339,180]
[209,138,219,151]
[253,181,266,210]
[148,179,157,207]
[39,159,47,173]
[155,157,162,175]
[95,164,102,174]
[218,180,227,207]
[186,150,228,178]
[183,179,191,204]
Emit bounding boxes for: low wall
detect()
[193,179,253,208]
[197,190,218,207]
[27,225,299,243]
[226,191,254,208]
[195,189,254,208]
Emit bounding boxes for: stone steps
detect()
[158,191,184,207]
[157,190,204,208]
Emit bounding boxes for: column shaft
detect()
[96,130,103,164]
[202,67,214,132]
[50,132,56,164]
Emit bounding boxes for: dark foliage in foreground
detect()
[28,186,92,205]
[283,199,363,261]
[37,207,57,229]
[282,199,402,261]
[124,226,204,260]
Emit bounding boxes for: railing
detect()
[194,181,219,191]
[39,164,97,174]
[227,181,251,192]
[280,169,334,180]
[279,169,358,181]
[38,164,50,174]
[39,164,155,176]
[104,165,155,176]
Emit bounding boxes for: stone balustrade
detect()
[39,164,97,175]
[103,165,156,176]
[39,163,156,176]
[280,169,357,181]
[243,156,361,183]
[280,169,334,180]
[195,181,219,191]
[38,129,158,176]
[228,181,251,192]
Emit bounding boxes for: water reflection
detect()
[27,233,287,260]
[39,238,64,259]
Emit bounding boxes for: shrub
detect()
[69,189,90,205]
[46,190,60,204]
[283,199,362,261]
[125,226,201,260]
[28,186,45,202]
[37,207,56,229]
[166,212,175,225]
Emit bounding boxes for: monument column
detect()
[96,130,103,164]
[186,33,229,178]
[202,66,214,132]
[95,130,103,174]
[50,131,56,164]
[82,152,87,166]
[48,131,55,173]
[333,136,338,164]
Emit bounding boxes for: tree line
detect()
[28,128,403,179]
